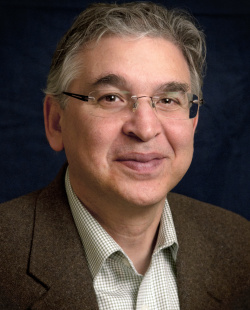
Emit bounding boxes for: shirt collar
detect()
[154,199,179,261]
[65,167,178,279]
[65,168,121,279]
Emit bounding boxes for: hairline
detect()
[55,33,199,108]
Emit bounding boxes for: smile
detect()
[116,153,166,173]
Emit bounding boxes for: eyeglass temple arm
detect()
[63,92,89,102]
[191,98,204,105]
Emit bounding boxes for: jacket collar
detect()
[28,165,99,309]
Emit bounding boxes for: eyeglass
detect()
[62,89,203,119]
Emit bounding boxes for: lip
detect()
[116,152,166,173]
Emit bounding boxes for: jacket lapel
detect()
[28,167,99,309]
[168,192,224,310]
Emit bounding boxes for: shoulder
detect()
[168,191,249,262]
[168,192,250,308]
[0,188,41,211]
[0,164,67,222]
[0,167,69,308]
[168,191,249,231]
[0,190,43,262]
[0,165,65,257]
[0,191,43,306]
[0,190,42,241]
[168,191,250,268]
[0,164,67,241]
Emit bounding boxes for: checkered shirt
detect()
[65,168,180,310]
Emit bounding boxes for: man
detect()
[0,2,249,310]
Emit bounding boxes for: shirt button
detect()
[141,305,149,310]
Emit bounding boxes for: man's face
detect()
[57,36,198,209]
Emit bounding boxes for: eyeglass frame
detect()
[62,90,203,119]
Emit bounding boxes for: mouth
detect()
[116,153,166,173]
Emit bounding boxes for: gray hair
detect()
[44,2,206,108]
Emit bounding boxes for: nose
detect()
[122,97,162,142]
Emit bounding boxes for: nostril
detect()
[127,132,145,142]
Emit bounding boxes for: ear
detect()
[43,95,64,151]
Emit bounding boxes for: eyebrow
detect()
[156,82,190,93]
[89,73,189,93]
[91,74,127,88]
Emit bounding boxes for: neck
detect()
[84,198,165,275]
[69,168,166,274]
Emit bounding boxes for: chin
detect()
[120,186,168,208]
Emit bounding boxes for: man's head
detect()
[45,2,206,106]
[44,2,206,212]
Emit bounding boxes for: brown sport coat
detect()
[1,166,249,309]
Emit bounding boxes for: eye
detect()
[152,93,183,111]
[98,93,124,105]
[101,94,120,102]
[157,97,180,106]
[159,98,175,104]
[94,91,128,109]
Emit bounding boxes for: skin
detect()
[44,36,198,274]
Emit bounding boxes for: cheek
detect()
[162,121,195,190]
[164,120,195,158]
[62,110,121,163]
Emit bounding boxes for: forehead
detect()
[73,36,191,92]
